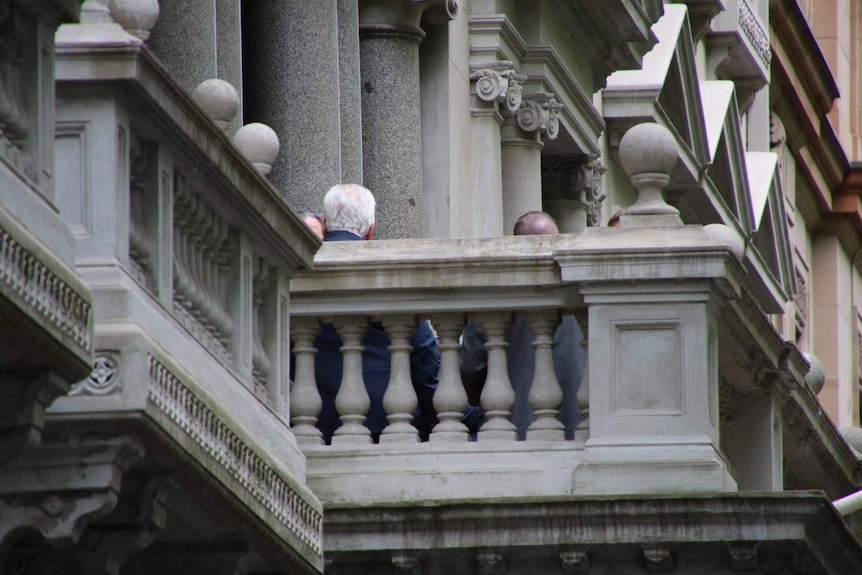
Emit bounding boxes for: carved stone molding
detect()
[476,551,505,575]
[470,61,526,116]
[642,546,674,572]
[560,549,589,573]
[0,225,92,353]
[359,0,459,40]
[78,477,177,575]
[70,352,122,397]
[0,435,144,546]
[146,354,323,556]
[0,372,68,461]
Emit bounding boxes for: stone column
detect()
[149,0,217,94]
[501,93,562,234]
[243,1,342,211]
[338,0,363,184]
[358,0,457,239]
[469,62,524,237]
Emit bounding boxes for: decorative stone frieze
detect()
[146,354,323,556]
[738,0,771,69]
[0,225,92,353]
[470,61,525,116]
[70,353,122,397]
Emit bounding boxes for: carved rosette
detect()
[470,62,526,116]
[515,93,563,140]
[70,353,121,397]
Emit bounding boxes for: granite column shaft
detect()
[359,26,424,239]
[243,0,342,210]
[501,120,543,235]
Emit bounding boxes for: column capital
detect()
[515,92,563,139]
[359,0,459,40]
[470,60,526,116]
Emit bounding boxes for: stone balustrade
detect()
[288,223,804,505]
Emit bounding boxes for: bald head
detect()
[513,211,559,236]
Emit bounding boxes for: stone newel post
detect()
[562,122,737,495]
[358,0,458,239]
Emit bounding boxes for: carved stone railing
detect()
[47,10,323,573]
[288,224,804,506]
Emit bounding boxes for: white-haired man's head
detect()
[323,184,377,239]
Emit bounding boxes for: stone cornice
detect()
[53,35,321,273]
[323,494,862,572]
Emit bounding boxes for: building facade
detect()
[2,0,862,573]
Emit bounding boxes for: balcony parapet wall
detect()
[291,227,756,504]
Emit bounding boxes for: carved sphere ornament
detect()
[233,123,280,176]
[803,352,825,395]
[109,0,160,40]
[192,79,241,131]
[618,122,678,176]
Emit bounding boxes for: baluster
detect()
[575,309,589,442]
[430,313,469,442]
[331,317,372,445]
[290,317,323,445]
[526,310,565,441]
[380,314,419,444]
[251,259,272,400]
[476,312,517,441]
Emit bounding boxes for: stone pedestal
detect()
[501,120,543,235]
[243,1,342,211]
[359,21,424,239]
[573,282,735,494]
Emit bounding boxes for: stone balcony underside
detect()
[324,493,862,574]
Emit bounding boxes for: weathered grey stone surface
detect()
[338,0,363,184]
[360,34,423,239]
[149,0,217,94]
[243,0,341,213]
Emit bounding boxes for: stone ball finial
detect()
[233,123,280,176]
[192,79,240,132]
[618,122,678,177]
[803,352,825,395]
[703,224,745,261]
[109,0,160,41]
[617,123,681,224]
[841,428,862,457]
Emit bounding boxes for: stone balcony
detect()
[705,0,771,108]
[289,124,860,518]
[5,10,324,574]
